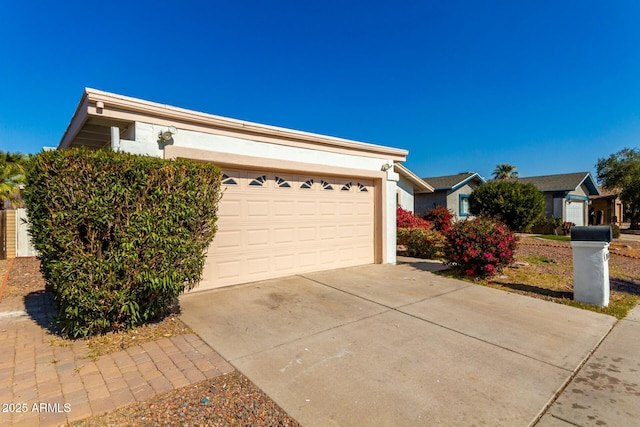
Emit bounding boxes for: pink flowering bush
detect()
[397,207,432,229]
[396,207,443,258]
[422,206,454,232]
[444,217,518,277]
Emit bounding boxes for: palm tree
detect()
[0,151,27,209]
[493,163,519,180]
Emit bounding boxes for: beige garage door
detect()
[197,169,375,290]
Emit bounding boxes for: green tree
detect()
[596,148,640,229]
[0,151,27,208]
[469,180,545,232]
[492,163,519,180]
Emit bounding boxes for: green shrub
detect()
[444,217,518,277]
[469,180,545,232]
[397,227,446,259]
[531,215,563,234]
[612,224,621,239]
[23,148,222,338]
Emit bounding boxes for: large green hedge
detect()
[23,148,222,337]
[469,180,545,232]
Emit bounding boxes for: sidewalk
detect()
[0,292,233,427]
[537,303,640,426]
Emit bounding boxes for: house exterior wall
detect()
[396,175,415,212]
[543,193,555,218]
[568,184,590,198]
[414,192,447,215]
[415,181,478,219]
[448,184,474,217]
[121,121,399,265]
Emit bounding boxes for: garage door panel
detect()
[274,227,295,243]
[246,229,269,247]
[215,230,243,249]
[217,260,242,280]
[274,254,295,271]
[247,200,270,216]
[274,200,295,216]
[247,257,270,275]
[298,201,317,216]
[298,226,317,241]
[299,251,317,267]
[218,199,243,217]
[318,249,336,265]
[319,225,337,240]
[338,225,354,238]
[197,169,375,290]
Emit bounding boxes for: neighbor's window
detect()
[460,194,470,216]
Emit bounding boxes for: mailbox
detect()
[571,226,613,243]
[570,225,612,307]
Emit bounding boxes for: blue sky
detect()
[1,0,639,180]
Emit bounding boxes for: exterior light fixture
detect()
[160,126,177,141]
[381,163,393,172]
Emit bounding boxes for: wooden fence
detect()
[0,209,37,259]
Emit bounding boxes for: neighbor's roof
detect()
[58,88,408,161]
[421,172,486,191]
[394,163,434,193]
[590,186,620,200]
[518,172,600,195]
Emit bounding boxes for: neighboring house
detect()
[393,163,434,213]
[518,172,600,227]
[58,88,410,291]
[415,172,486,219]
[589,188,623,225]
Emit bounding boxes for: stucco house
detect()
[518,172,600,226]
[58,88,414,291]
[415,172,486,219]
[394,163,434,213]
[589,188,623,225]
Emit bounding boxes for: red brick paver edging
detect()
[0,293,233,427]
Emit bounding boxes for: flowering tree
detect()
[397,207,432,229]
[444,217,518,277]
[422,206,453,231]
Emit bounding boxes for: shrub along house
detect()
[58,88,420,291]
[517,172,600,227]
[414,172,486,219]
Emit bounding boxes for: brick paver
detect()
[0,292,234,426]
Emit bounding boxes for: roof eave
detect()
[394,163,434,193]
[60,88,408,161]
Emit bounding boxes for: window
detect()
[341,182,352,191]
[275,176,291,188]
[357,183,368,192]
[300,179,314,189]
[321,180,333,190]
[250,175,267,186]
[222,174,237,185]
[459,194,470,216]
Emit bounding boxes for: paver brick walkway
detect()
[0,291,233,427]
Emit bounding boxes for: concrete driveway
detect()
[179,260,616,426]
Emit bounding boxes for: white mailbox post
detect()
[570,226,613,307]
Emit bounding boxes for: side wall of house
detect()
[414,192,447,215]
[396,175,415,212]
[447,183,476,219]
